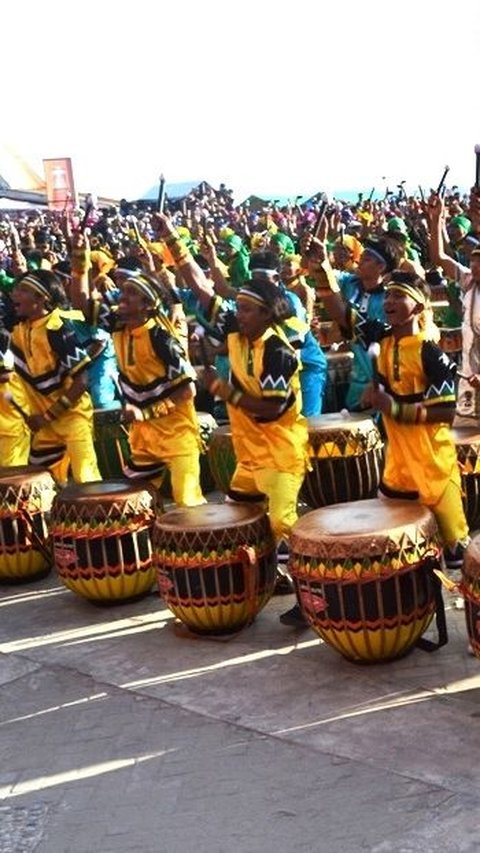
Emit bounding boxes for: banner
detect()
[43,157,76,210]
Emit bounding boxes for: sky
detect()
[3,0,479,204]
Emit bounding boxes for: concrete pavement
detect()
[1,551,480,852]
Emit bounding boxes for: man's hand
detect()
[361,383,392,415]
[152,213,177,241]
[427,193,443,222]
[122,403,144,423]
[25,413,49,433]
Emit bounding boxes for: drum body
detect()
[323,352,354,414]
[300,413,384,509]
[0,466,56,581]
[462,537,480,658]
[207,425,237,494]
[439,327,462,365]
[93,408,131,479]
[452,427,480,530]
[153,503,277,634]
[289,498,441,662]
[52,481,155,602]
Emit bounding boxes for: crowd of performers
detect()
[0,180,479,627]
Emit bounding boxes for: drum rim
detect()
[154,501,267,532]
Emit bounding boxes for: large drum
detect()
[289,498,441,662]
[207,425,237,494]
[300,413,384,509]
[461,536,480,658]
[0,466,56,582]
[153,503,277,634]
[323,351,354,414]
[93,408,131,479]
[452,427,480,530]
[52,481,156,602]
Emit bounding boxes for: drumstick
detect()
[157,173,166,214]
[128,215,142,244]
[368,343,381,390]
[198,336,211,368]
[475,144,480,189]
[80,197,94,233]
[3,392,29,421]
[436,165,450,196]
[312,198,328,238]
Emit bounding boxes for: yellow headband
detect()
[386,283,426,306]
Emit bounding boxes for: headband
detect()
[123,273,159,306]
[237,286,269,308]
[20,273,51,300]
[385,283,426,306]
[363,247,387,267]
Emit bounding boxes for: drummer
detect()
[308,226,402,411]
[154,214,310,623]
[10,269,101,485]
[305,243,470,572]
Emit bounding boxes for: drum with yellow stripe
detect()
[0,466,56,582]
[300,413,384,508]
[52,481,156,602]
[153,502,276,634]
[207,424,237,494]
[289,498,441,662]
[452,426,480,530]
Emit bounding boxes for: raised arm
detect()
[427,194,461,281]
[300,226,348,329]
[152,214,216,311]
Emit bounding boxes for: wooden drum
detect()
[453,427,480,530]
[207,425,237,494]
[462,536,480,658]
[323,351,354,414]
[52,481,156,602]
[289,498,441,662]
[0,466,56,582]
[300,413,384,509]
[93,408,131,479]
[153,503,277,634]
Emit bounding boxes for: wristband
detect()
[390,400,426,424]
[228,388,243,407]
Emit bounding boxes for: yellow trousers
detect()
[129,421,205,507]
[229,464,303,542]
[430,477,470,548]
[31,409,101,485]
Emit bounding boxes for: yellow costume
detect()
[112,318,204,506]
[209,297,309,541]
[11,309,100,484]
[374,329,468,546]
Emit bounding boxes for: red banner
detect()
[43,158,76,210]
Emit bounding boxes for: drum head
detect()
[155,502,265,533]
[55,479,152,507]
[211,424,233,440]
[307,412,376,433]
[290,497,438,559]
[452,427,480,447]
[0,466,54,491]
